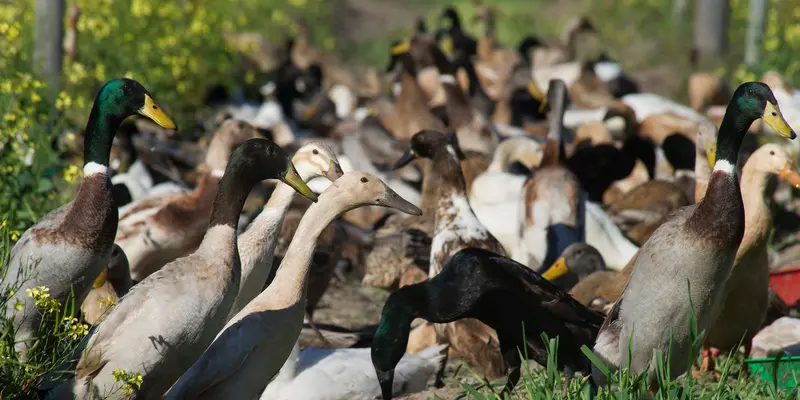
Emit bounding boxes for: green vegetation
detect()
[1,0,800,398]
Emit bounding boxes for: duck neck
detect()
[419,160,440,217]
[83,101,123,167]
[739,165,776,253]
[714,107,752,176]
[270,193,343,303]
[239,181,296,255]
[430,150,469,221]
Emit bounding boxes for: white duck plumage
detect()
[260,342,447,400]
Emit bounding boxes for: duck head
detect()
[392,130,465,169]
[746,143,800,189]
[226,138,318,202]
[734,82,795,140]
[371,293,415,400]
[438,7,462,29]
[205,119,263,175]
[291,141,344,181]
[541,243,606,290]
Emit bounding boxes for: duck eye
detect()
[360,177,368,183]
[312,149,319,155]
[772,112,777,116]
[152,104,158,110]
[770,150,775,155]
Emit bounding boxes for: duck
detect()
[529,17,597,69]
[371,247,604,399]
[380,40,447,142]
[52,139,318,399]
[470,4,523,100]
[115,119,261,282]
[469,137,543,253]
[261,342,447,400]
[80,244,132,325]
[3,78,176,358]
[392,129,507,378]
[541,242,606,291]
[165,172,422,399]
[233,142,343,314]
[700,143,800,372]
[592,82,797,389]
[515,79,584,271]
[436,7,477,61]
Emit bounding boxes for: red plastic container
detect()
[769,265,800,307]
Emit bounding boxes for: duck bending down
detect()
[80,244,132,325]
[3,78,176,359]
[592,82,796,389]
[115,119,260,282]
[165,172,422,399]
[50,139,317,400]
[371,247,604,399]
[261,342,447,400]
[233,142,342,314]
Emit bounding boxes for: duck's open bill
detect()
[779,161,800,189]
[282,163,318,202]
[139,94,178,130]
[542,257,568,281]
[762,101,797,140]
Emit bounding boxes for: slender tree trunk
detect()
[745,0,767,66]
[693,0,730,58]
[33,0,65,91]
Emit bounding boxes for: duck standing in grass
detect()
[371,248,604,399]
[592,82,796,388]
[51,139,317,399]
[393,129,507,379]
[3,78,176,359]
[165,172,422,399]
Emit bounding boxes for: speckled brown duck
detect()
[592,82,796,389]
[392,129,507,379]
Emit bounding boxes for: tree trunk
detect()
[693,0,730,58]
[745,0,767,66]
[33,0,65,91]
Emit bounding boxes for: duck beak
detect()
[541,257,569,281]
[378,186,422,216]
[326,160,344,180]
[282,163,318,202]
[528,81,548,113]
[392,150,417,170]
[705,139,717,169]
[391,40,411,56]
[762,101,797,140]
[779,161,800,189]
[93,269,108,289]
[139,94,178,131]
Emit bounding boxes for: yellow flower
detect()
[63,164,81,184]
[30,92,41,104]
[10,230,20,241]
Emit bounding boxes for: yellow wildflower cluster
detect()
[113,369,144,395]
[62,316,90,340]
[26,286,61,314]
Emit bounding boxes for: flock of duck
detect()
[6,6,800,400]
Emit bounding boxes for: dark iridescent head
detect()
[733,82,795,139]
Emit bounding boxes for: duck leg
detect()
[499,347,522,396]
[305,312,332,348]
